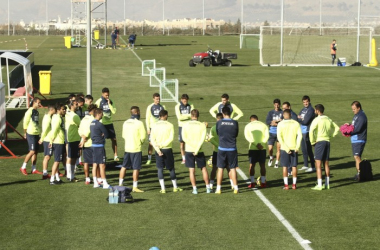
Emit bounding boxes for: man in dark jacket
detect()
[298,96,315,172]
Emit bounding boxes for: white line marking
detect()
[36,37,49,48]
[363,65,380,71]
[236,168,313,250]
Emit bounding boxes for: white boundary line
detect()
[36,37,49,48]
[236,168,313,250]
[363,65,380,71]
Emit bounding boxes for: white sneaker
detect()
[299,166,309,170]
[103,183,110,189]
[274,163,279,168]
[181,160,185,164]
[305,167,316,173]
[268,158,273,167]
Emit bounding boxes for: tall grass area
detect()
[0,35,379,250]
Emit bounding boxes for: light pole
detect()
[124,0,126,35]
[241,0,244,34]
[280,0,284,66]
[356,0,361,62]
[46,0,49,36]
[202,0,205,36]
[86,0,92,95]
[8,0,10,36]
[319,0,322,36]
[163,0,165,35]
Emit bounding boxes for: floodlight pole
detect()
[163,0,165,35]
[280,0,284,66]
[46,0,49,36]
[87,0,92,95]
[356,0,361,62]
[7,0,10,36]
[124,0,126,35]
[202,0,205,36]
[241,0,244,34]
[319,0,322,36]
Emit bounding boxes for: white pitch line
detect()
[236,168,313,250]
[36,37,49,48]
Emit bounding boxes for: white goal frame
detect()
[0,82,6,145]
[142,59,156,76]
[160,79,179,103]
[149,68,166,87]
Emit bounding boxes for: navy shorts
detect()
[280,150,298,168]
[352,143,365,157]
[92,147,106,164]
[155,148,175,170]
[43,141,53,156]
[178,127,183,142]
[53,144,64,162]
[217,150,238,169]
[249,150,266,164]
[212,151,218,165]
[185,152,206,169]
[68,141,80,158]
[123,152,142,170]
[26,133,40,152]
[314,141,330,161]
[104,124,116,139]
[83,147,93,164]
[267,133,278,146]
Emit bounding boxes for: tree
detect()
[263,20,270,26]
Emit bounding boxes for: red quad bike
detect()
[189,48,237,67]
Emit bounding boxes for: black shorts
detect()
[67,141,80,158]
[217,150,238,169]
[212,151,218,165]
[123,152,142,170]
[43,141,53,156]
[104,124,116,139]
[83,147,93,164]
[185,152,206,169]
[155,148,175,170]
[26,133,40,152]
[331,54,336,60]
[314,141,330,161]
[352,143,365,157]
[280,150,298,168]
[178,127,183,142]
[92,147,106,164]
[53,144,64,162]
[267,133,278,146]
[249,150,266,164]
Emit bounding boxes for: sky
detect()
[0,0,379,25]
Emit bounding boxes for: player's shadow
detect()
[136,43,192,47]
[0,179,37,187]
[232,64,250,67]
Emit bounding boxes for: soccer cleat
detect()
[311,185,323,191]
[173,187,183,192]
[57,180,64,184]
[132,187,144,193]
[192,189,198,195]
[322,184,330,190]
[50,180,61,185]
[114,156,120,161]
[93,184,101,188]
[67,177,80,182]
[305,167,316,173]
[102,184,111,189]
[145,160,151,165]
[31,170,43,175]
[283,185,289,190]
[260,182,267,188]
[299,166,309,170]
[85,180,91,185]
[58,172,64,177]
[353,173,360,181]
[42,174,51,180]
[274,163,279,169]
[159,190,166,194]
[20,168,28,176]
[181,160,186,165]
[268,158,273,167]
[206,188,212,194]
[215,190,221,194]
[292,184,297,190]
[248,183,256,188]
[233,189,239,194]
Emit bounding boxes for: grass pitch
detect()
[0,35,380,250]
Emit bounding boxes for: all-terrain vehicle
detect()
[189,48,237,67]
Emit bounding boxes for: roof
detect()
[0,52,30,67]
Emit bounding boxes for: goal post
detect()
[260,26,373,66]
[149,68,166,87]
[160,79,179,103]
[240,34,260,49]
[142,59,156,76]
[0,83,6,145]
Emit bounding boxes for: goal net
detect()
[260,26,373,66]
[150,68,166,87]
[142,59,156,76]
[0,83,6,145]
[240,34,260,49]
[160,79,179,103]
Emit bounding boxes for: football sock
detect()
[269,156,273,160]
[55,173,60,181]
[98,178,103,183]
[66,164,71,178]
[182,155,185,160]
[159,179,165,190]
[31,165,36,172]
[93,177,98,185]
[50,175,55,182]
[261,176,266,183]
[275,160,278,164]
[210,180,214,189]
[317,179,322,187]
[133,181,138,188]
[229,179,233,186]
[171,179,178,189]
[325,177,330,186]
[148,155,152,160]
[216,185,221,192]
[43,170,48,175]
[193,186,197,191]
[292,177,297,185]
[21,162,27,169]
[119,179,124,186]
[283,177,288,185]
[70,165,75,179]
[250,176,255,183]
[234,185,238,190]
[76,158,80,165]
[86,177,91,183]
[206,184,210,189]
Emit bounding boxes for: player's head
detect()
[130,106,140,115]
[77,93,84,98]
[159,109,168,120]
[76,97,84,107]
[68,98,78,111]
[102,88,110,99]
[273,98,281,110]
[94,108,103,120]
[302,95,310,107]
[153,93,160,104]
[68,94,76,101]
[87,104,97,115]
[216,113,223,121]
[314,104,324,115]
[191,109,199,119]
[351,101,362,114]
[47,104,57,114]
[32,97,41,108]
[283,109,291,119]
[332,39,336,43]
[282,101,291,110]
[56,103,66,116]
[85,95,93,105]
[250,115,258,121]
[222,106,231,117]
[181,94,189,105]
[221,93,229,105]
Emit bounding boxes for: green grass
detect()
[1,35,380,250]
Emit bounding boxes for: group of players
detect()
[20,89,367,193]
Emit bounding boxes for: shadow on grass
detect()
[136,44,193,47]
[0,179,37,187]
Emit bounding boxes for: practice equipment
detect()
[150,68,166,87]
[142,59,156,76]
[160,79,178,103]
[240,34,260,49]
[359,160,373,182]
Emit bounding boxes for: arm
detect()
[139,122,146,144]
[23,108,32,135]
[175,104,191,121]
[160,123,174,148]
[265,111,272,126]
[100,123,109,139]
[331,121,340,137]
[300,107,315,125]
[109,99,117,114]
[309,119,317,145]
[295,124,303,151]
[150,126,161,153]
[277,125,287,152]
[50,116,59,144]
[244,124,256,147]
[40,116,49,142]
[209,103,219,119]
[231,104,244,121]
[262,125,269,144]
[209,128,219,147]
[351,115,366,135]
[194,125,206,155]
[146,104,152,133]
